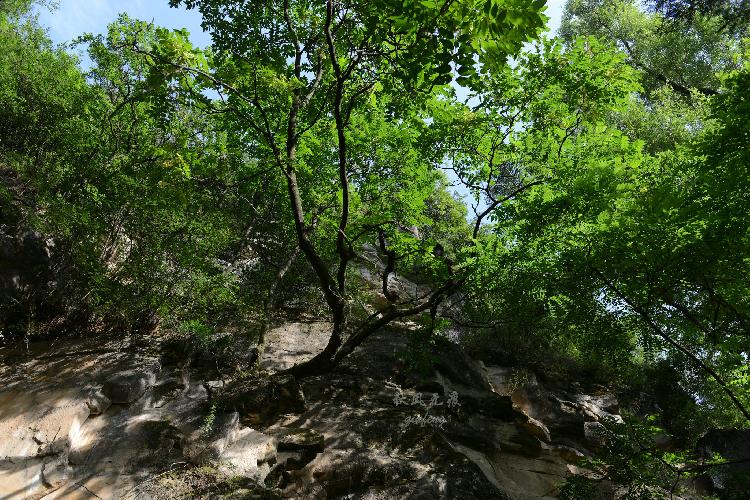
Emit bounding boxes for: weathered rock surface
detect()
[182,411,243,463]
[518,414,552,443]
[254,327,618,499]
[696,428,750,497]
[0,324,649,499]
[273,427,325,453]
[220,374,306,426]
[584,421,609,448]
[85,390,112,415]
[101,365,159,403]
[260,321,332,372]
[0,386,90,498]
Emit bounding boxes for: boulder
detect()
[206,380,225,392]
[85,390,111,416]
[182,412,242,463]
[552,444,586,463]
[573,393,623,424]
[697,428,750,496]
[508,386,625,447]
[219,427,277,478]
[220,374,305,425]
[102,366,159,404]
[0,224,63,336]
[150,377,189,408]
[584,421,609,448]
[274,427,325,454]
[652,431,675,451]
[181,409,277,478]
[497,424,544,458]
[517,415,551,443]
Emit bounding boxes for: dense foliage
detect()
[1,0,748,495]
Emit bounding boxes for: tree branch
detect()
[592,267,750,422]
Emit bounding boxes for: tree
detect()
[463,31,750,423]
[560,0,747,98]
[440,36,647,366]
[140,0,548,375]
[647,0,750,29]
[0,8,276,338]
[559,0,747,155]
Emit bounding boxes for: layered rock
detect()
[0,322,683,499]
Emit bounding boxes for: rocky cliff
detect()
[3,318,738,500]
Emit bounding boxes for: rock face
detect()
[255,326,635,499]
[1,323,694,500]
[584,421,609,448]
[697,428,750,497]
[0,168,78,339]
[0,227,59,335]
[487,365,625,451]
[219,374,306,426]
[101,366,159,403]
[0,388,90,499]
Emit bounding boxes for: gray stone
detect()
[552,444,586,463]
[102,367,158,404]
[274,427,325,454]
[86,390,111,415]
[219,428,277,477]
[206,380,225,391]
[517,415,551,443]
[182,410,277,478]
[182,412,242,462]
[584,421,609,448]
[697,428,750,496]
[40,455,70,490]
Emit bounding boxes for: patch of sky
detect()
[35,0,210,68]
[35,0,566,226]
[446,1,566,223]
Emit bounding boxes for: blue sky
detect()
[34,0,567,210]
[37,0,210,47]
[35,0,566,207]
[37,0,567,49]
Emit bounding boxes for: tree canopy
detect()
[1,1,749,493]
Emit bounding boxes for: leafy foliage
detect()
[2,0,749,493]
